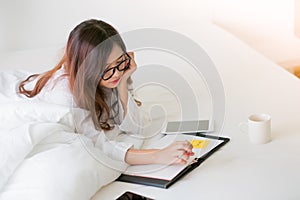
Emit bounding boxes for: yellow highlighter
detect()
[190,139,210,149]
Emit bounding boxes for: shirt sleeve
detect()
[118,92,144,149]
[94,128,134,162]
[119,92,142,134]
[74,92,144,163]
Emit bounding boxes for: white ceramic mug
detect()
[239,114,271,144]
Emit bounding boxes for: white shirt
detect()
[34,68,144,163]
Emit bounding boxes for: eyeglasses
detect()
[100,53,131,81]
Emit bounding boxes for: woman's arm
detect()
[117,52,137,117]
[117,81,129,117]
[125,141,194,165]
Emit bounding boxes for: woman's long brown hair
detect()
[18,19,131,131]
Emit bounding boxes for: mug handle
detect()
[238,122,248,133]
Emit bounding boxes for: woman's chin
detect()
[105,79,120,88]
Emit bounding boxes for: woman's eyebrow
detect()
[106,54,124,66]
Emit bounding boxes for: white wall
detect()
[0,0,214,53]
[0,1,7,53]
[296,0,300,38]
[212,0,300,64]
[1,0,300,66]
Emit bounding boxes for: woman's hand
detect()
[153,141,195,165]
[118,51,137,86]
[116,52,137,117]
[125,141,194,165]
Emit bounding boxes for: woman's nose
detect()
[112,68,121,78]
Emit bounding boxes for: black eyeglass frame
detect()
[100,53,131,81]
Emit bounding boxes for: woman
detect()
[18,19,194,165]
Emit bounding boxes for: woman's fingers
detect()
[124,52,136,75]
[170,141,195,165]
[157,140,195,165]
[127,51,134,59]
[173,141,194,154]
[174,153,190,165]
[174,149,188,158]
[118,52,136,85]
[174,158,188,165]
[177,152,189,160]
[127,52,136,69]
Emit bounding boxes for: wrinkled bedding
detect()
[0,70,127,200]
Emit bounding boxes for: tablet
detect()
[162,120,213,134]
[116,191,154,200]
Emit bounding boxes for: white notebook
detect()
[117,133,230,188]
[123,134,222,180]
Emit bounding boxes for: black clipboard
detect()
[117,133,230,189]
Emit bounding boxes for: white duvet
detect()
[0,70,127,200]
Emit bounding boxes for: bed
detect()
[1,23,300,200]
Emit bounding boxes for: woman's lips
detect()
[111,78,120,84]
